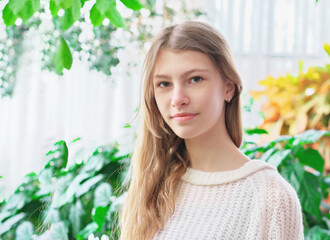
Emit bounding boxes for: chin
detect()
[172,129,200,139]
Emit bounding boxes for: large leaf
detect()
[90,0,126,28]
[90,4,105,26]
[72,0,81,20]
[120,0,144,10]
[266,149,291,168]
[305,225,330,239]
[95,0,114,15]
[69,200,84,236]
[18,0,35,23]
[281,162,322,219]
[76,175,104,197]
[92,206,109,230]
[31,0,40,12]
[52,37,73,74]
[292,129,329,146]
[2,192,26,212]
[77,222,98,240]
[8,0,23,14]
[298,171,322,219]
[48,222,69,240]
[295,147,324,173]
[105,4,126,28]
[279,162,304,194]
[54,0,73,9]
[3,4,17,26]
[259,148,277,162]
[49,0,61,16]
[15,221,34,240]
[60,8,75,30]
[0,213,25,235]
[94,183,112,207]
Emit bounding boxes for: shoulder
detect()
[255,164,304,239]
[251,163,301,207]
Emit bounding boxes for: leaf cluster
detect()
[0,139,130,239]
[242,128,330,238]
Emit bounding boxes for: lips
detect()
[171,112,198,122]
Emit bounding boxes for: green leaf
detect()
[3,192,26,212]
[300,171,322,219]
[92,206,109,230]
[0,213,25,235]
[95,0,114,15]
[77,222,98,240]
[109,193,126,215]
[69,200,84,236]
[54,0,73,9]
[80,0,90,7]
[94,183,112,207]
[292,130,329,146]
[90,4,105,26]
[49,0,61,16]
[31,0,40,12]
[295,147,324,173]
[120,0,144,10]
[281,162,322,219]
[0,211,12,223]
[42,207,60,224]
[82,155,104,173]
[76,175,104,197]
[60,8,75,30]
[8,0,23,14]
[3,4,17,26]
[65,173,90,198]
[324,43,330,57]
[18,0,35,23]
[52,37,73,74]
[266,149,291,168]
[306,225,330,239]
[124,123,131,128]
[72,0,81,20]
[48,222,69,240]
[259,148,277,162]
[279,161,304,193]
[15,221,34,240]
[105,4,127,28]
[244,128,268,135]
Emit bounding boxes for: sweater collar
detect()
[181,159,276,186]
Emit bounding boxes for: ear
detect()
[224,81,235,102]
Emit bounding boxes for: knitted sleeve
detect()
[265,173,304,240]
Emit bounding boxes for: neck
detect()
[184,121,249,172]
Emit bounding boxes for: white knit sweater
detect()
[152,159,304,240]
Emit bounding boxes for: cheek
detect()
[154,94,168,117]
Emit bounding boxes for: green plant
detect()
[241,128,330,239]
[0,138,130,239]
[249,44,330,170]
[0,0,144,97]
[1,129,329,239]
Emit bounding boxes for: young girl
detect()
[119,21,304,240]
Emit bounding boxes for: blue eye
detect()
[190,76,203,83]
[157,81,171,88]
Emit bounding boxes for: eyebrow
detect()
[153,68,209,80]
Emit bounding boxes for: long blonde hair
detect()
[119,21,243,240]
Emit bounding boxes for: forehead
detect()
[153,48,217,76]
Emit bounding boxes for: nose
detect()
[171,85,190,107]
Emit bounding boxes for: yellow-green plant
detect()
[250,43,330,169]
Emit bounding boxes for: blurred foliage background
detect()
[0,0,329,239]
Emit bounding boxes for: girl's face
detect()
[153,48,234,139]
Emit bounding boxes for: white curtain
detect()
[0,0,329,198]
